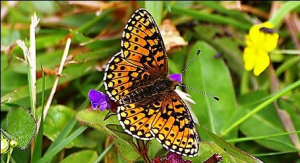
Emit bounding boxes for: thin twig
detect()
[136,139,151,163]
[272,49,300,54]
[285,13,300,50]
[29,12,39,117]
[43,38,71,119]
[36,38,71,133]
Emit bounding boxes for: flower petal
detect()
[253,50,270,76]
[243,47,257,71]
[247,22,278,52]
[99,102,107,111]
[88,89,111,111]
[88,89,101,102]
[169,73,182,83]
[264,32,279,52]
[91,102,99,110]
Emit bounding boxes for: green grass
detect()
[1,1,300,163]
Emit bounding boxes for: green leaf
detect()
[31,1,56,14]
[193,25,244,76]
[148,137,164,159]
[60,150,98,163]
[71,30,119,51]
[278,100,300,133]
[222,80,300,136]
[5,107,37,150]
[1,29,20,46]
[1,68,28,96]
[36,126,88,163]
[94,143,114,163]
[239,92,298,152]
[197,1,252,25]
[171,6,251,30]
[32,65,45,162]
[188,142,246,163]
[44,83,103,158]
[106,124,133,142]
[145,1,163,26]
[185,41,238,139]
[76,9,113,33]
[197,125,263,163]
[11,147,30,163]
[76,109,141,162]
[275,56,300,76]
[37,105,95,148]
[269,1,300,28]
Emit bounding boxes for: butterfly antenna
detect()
[179,84,219,101]
[182,49,201,74]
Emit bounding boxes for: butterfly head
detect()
[169,73,182,84]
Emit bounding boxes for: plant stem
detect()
[6,147,14,163]
[136,139,151,163]
[93,143,114,163]
[42,38,71,120]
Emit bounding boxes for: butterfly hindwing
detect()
[117,99,162,140]
[150,92,199,157]
[117,91,199,156]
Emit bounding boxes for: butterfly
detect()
[103,8,199,157]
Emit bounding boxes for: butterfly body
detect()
[121,78,178,104]
[104,9,199,157]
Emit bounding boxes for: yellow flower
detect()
[243,22,279,76]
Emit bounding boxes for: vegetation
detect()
[1,1,300,163]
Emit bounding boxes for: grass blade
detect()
[36,125,88,163]
[31,65,45,162]
[222,80,300,136]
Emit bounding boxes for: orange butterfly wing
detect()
[150,92,199,156]
[104,9,168,102]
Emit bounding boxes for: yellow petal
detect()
[245,35,253,47]
[253,50,270,76]
[248,24,264,43]
[243,47,257,71]
[262,22,274,28]
[247,21,279,52]
[264,33,279,52]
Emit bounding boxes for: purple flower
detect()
[169,74,182,83]
[88,89,111,111]
[153,152,191,163]
[166,152,191,163]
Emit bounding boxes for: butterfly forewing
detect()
[104,9,168,102]
[121,9,168,76]
[104,52,148,102]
